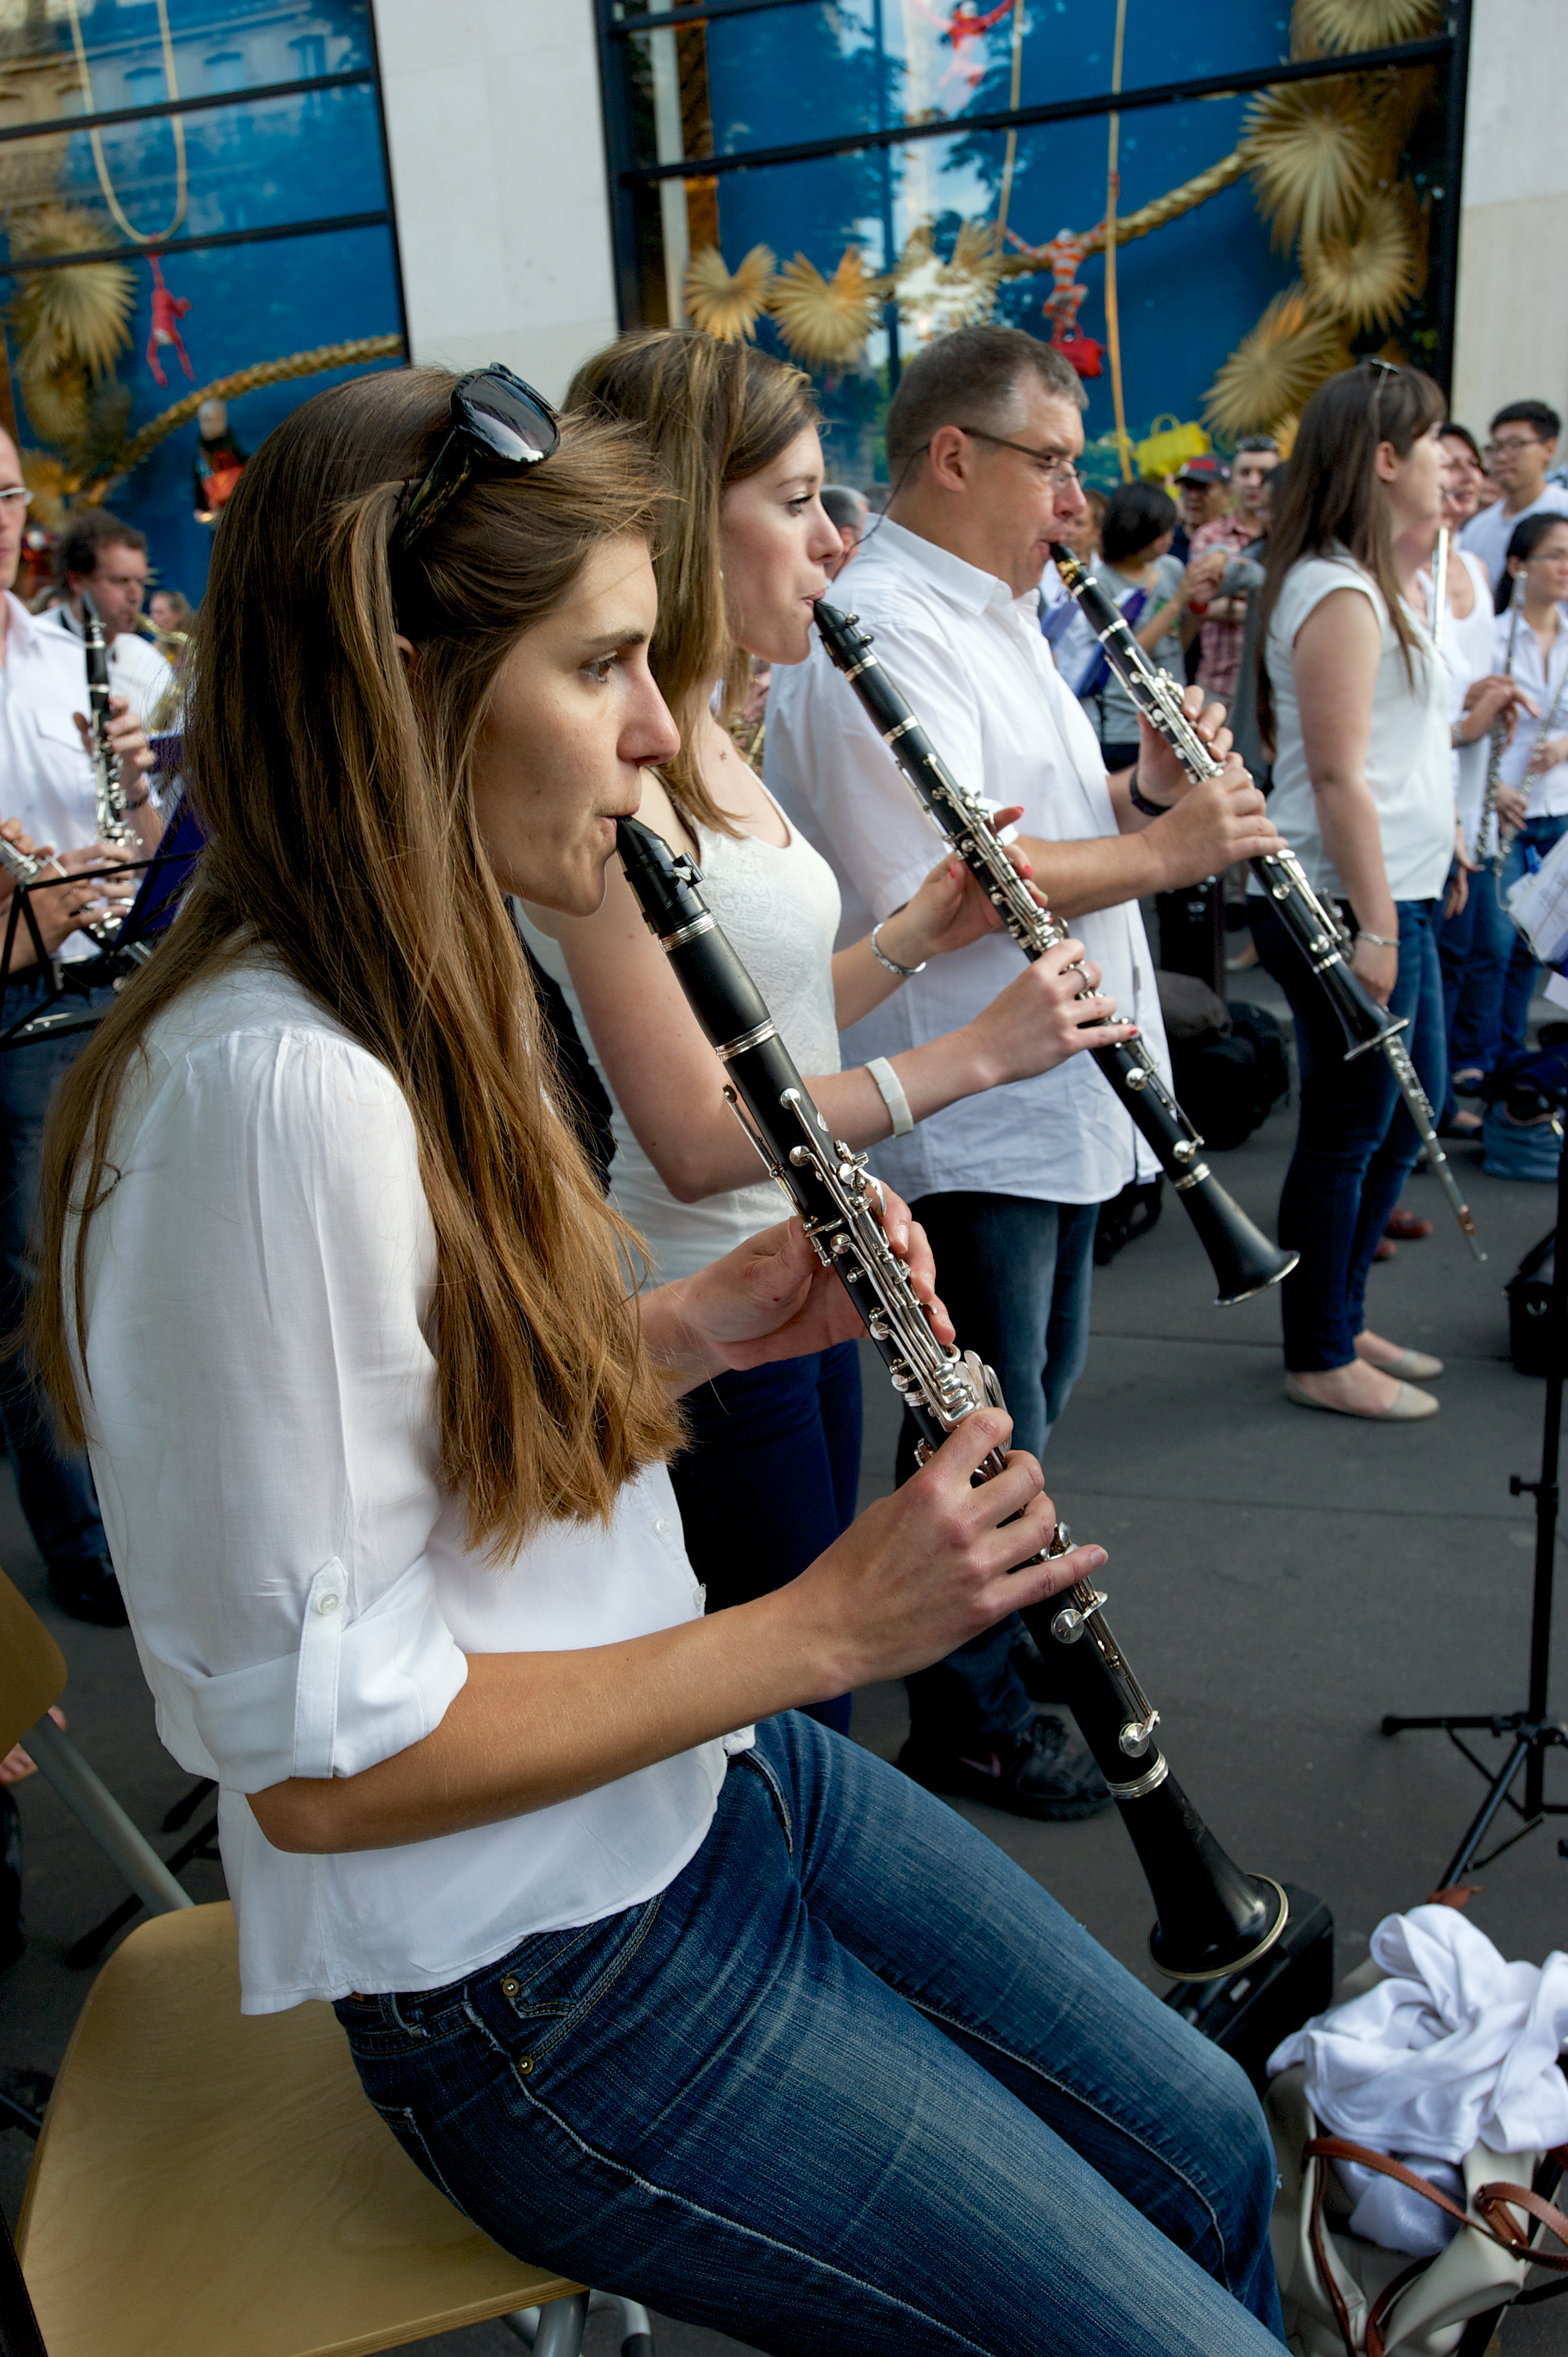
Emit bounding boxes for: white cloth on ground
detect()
[1268,1904,1568,2254]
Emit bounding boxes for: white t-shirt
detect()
[520,795,843,1284]
[1460,487,1568,597]
[71,953,746,2014]
[1259,552,1453,905]
[1494,603,1568,816]
[766,516,1170,1209]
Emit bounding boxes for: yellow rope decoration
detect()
[997,149,1249,279]
[64,0,189,247]
[110,334,405,483]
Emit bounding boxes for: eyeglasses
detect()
[954,425,1081,487]
[1488,434,1545,456]
[0,487,33,511]
[390,365,559,561]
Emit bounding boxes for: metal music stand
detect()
[1380,1119,1568,1889]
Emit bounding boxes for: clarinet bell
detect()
[1178,1175,1297,1306]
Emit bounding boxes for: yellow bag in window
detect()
[1134,415,1210,480]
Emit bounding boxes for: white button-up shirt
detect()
[0,591,118,962]
[73,952,743,2014]
[1494,605,1568,815]
[765,518,1169,1207]
[39,601,175,727]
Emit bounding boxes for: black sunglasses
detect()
[390,365,560,560]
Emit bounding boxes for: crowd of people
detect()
[0,330,1562,2354]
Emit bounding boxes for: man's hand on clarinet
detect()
[1129,690,1282,885]
[72,696,163,852]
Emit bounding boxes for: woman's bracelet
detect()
[1356,929,1399,949]
[122,790,151,811]
[866,1055,914,1136]
[869,919,926,979]
[1126,768,1172,820]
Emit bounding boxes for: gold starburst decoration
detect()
[770,247,883,367]
[1203,285,1352,439]
[1303,185,1420,332]
[7,203,134,444]
[1241,77,1376,252]
[1291,0,1442,57]
[683,244,777,343]
[892,219,1001,343]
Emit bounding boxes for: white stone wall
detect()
[372,0,620,405]
[1452,0,1568,438]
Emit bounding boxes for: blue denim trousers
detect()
[1498,814,1568,1058]
[334,1715,1286,2356]
[1438,862,1518,1109]
[1253,895,1446,1371]
[0,972,113,1567]
[896,1193,1098,1744]
[669,1342,862,1735]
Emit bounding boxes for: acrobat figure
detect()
[1006,222,1106,377]
[905,0,1009,98]
[146,254,194,388]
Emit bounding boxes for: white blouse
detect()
[72,953,743,2015]
[521,797,843,1285]
[1494,605,1568,817]
[1259,552,1452,905]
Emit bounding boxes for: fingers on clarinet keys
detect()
[897,1716,1110,1822]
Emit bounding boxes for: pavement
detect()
[2,962,1566,2354]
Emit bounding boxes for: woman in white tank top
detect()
[1251,362,1455,1423]
[522,334,1122,1736]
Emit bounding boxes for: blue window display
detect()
[0,0,405,599]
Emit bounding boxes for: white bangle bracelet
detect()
[866,1055,914,1136]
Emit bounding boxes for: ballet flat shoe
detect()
[1284,1373,1438,1421]
[1359,1346,1444,1381]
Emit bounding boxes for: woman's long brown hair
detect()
[567,329,819,835]
[30,367,683,1552]
[1256,360,1446,746]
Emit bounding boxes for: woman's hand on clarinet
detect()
[1495,783,1528,834]
[871,809,1038,965]
[1460,674,1536,746]
[961,939,1132,1085]
[645,1187,952,1390]
[792,1408,1105,1691]
[1349,928,1398,1006]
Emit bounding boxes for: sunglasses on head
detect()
[389,365,560,562]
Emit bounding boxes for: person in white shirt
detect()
[1490,511,1568,1056]
[40,506,177,727]
[27,362,1287,2357]
[767,324,1281,1811]
[1252,362,1455,1423]
[1458,400,1568,597]
[0,427,157,1627]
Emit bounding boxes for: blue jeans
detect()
[1254,896,1446,1371]
[669,1342,862,1735]
[1499,814,1568,1058]
[334,1715,1286,2355]
[898,1193,1097,1745]
[0,973,113,1568]
[1439,862,1516,1110]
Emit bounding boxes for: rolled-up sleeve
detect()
[78,1015,469,1792]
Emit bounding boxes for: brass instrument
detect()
[812,599,1297,1307]
[1048,543,1486,1265]
[616,811,1290,1983]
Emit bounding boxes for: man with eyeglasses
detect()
[768,324,1281,1820]
[0,430,158,1627]
[1459,400,1568,598]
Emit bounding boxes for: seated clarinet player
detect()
[767,324,1283,1815]
[31,367,1287,2356]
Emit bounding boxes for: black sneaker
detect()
[898,1716,1110,1820]
[47,1556,128,1629]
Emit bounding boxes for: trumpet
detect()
[616,810,1290,1984]
[812,598,1297,1307]
[1048,543,1486,1265]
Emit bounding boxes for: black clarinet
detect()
[1047,543,1484,1264]
[83,597,134,852]
[616,812,1288,1982]
[812,599,1296,1308]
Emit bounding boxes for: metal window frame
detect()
[592,12,1474,395]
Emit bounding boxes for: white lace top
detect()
[521,794,843,1284]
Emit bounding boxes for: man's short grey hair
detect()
[885,325,1086,477]
[821,483,870,533]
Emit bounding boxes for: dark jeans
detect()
[669,1341,861,1735]
[1499,814,1568,1058]
[0,973,113,1568]
[1439,862,1516,1109]
[898,1193,1098,1745]
[335,1714,1287,2356]
[1253,895,1446,1371]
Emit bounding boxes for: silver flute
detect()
[1049,543,1485,1264]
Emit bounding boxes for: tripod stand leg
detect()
[1436,1734,1532,1890]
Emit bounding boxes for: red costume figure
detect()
[146,254,194,388]
[1006,223,1106,377]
